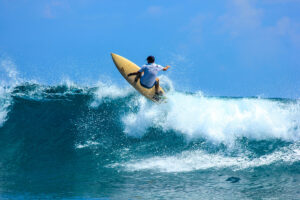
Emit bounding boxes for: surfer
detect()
[127,56,170,95]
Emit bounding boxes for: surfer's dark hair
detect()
[147,56,155,64]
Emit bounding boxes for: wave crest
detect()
[122,92,300,143]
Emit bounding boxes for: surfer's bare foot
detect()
[155,91,163,96]
[153,91,163,101]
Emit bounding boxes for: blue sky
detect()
[0,0,300,98]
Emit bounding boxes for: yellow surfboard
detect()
[111,53,165,102]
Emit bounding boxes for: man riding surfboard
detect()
[127,55,170,96]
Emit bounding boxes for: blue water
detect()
[0,82,299,199]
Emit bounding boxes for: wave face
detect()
[0,82,299,199]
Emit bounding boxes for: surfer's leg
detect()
[155,78,159,94]
[134,72,141,82]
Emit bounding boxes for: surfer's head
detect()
[147,56,155,64]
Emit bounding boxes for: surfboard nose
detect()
[111,53,122,65]
[111,53,118,59]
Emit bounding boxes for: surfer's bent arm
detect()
[127,71,141,77]
[128,65,145,77]
[128,70,142,82]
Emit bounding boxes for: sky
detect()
[0,0,300,98]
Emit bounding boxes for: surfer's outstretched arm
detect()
[163,65,171,71]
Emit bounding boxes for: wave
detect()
[1,81,300,142]
[0,80,299,177]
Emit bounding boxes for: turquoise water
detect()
[0,82,299,199]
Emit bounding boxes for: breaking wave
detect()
[0,80,299,174]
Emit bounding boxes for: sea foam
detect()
[0,58,19,127]
[90,81,134,107]
[0,86,11,127]
[117,142,300,173]
[122,91,300,143]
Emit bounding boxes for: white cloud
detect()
[180,14,209,45]
[218,0,300,48]
[273,17,300,46]
[146,6,163,16]
[187,14,206,34]
[219,0,263,36]
[43,1,70,19]
[262,0,300,3]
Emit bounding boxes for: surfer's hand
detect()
[163,65,171,71]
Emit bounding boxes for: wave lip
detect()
[0,86,12,127]
[90,82,133,107]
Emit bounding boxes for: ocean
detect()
[0,81,299,199]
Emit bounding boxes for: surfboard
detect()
[111,53,165,102]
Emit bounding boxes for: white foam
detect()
[0,58,19,127]
[0,86,12,127]
[75,140,100,149]
[90,81,134,107]
[158,75,175,93]
[117,143,300,173]
[60,78,78,89]
[122,92,300,143]
[89,75,174,108]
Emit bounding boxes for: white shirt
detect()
[139,63,164,88]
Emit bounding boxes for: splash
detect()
[122,92,300,143]
[0,58,20,85]
[90,81,134,107]
[0,57,20,127]
[0,87,11,127]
